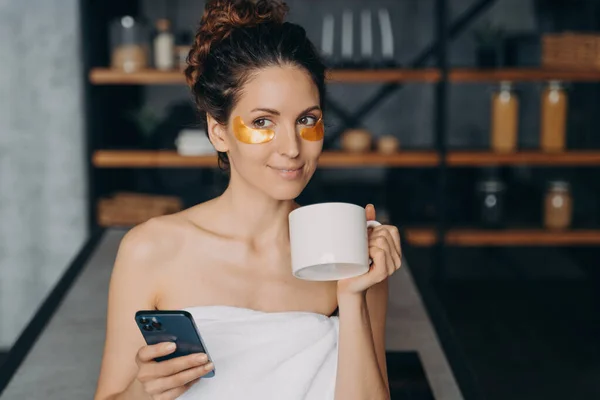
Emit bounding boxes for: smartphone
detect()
[135,310,215,377]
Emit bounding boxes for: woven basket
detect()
[542,33,600,70]
[97,192,183,227]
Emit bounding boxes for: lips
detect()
[269,165,305,180]
[270,166,304,172]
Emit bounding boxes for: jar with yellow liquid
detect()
[540,81,568,152]
[544,181,572,230]
[490,81,519,152]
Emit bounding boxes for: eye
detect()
[298,115,318,127]
[253,118,274,129]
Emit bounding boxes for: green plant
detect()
[126,107,160,139]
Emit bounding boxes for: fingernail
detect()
[196,354,208,363]
[204,362,214,370]
[165,343,176,351]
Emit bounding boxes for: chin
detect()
[265,181,308,201]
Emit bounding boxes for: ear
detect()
[206,114,229,153]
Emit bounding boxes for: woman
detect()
[94,1,401,399]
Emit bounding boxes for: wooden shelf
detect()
[449,68,600,82]
[326,69,440,83]
[93,150,600,168]
[405,228,600,247]
[89,69,186,85]
[447,151,600,166]
[92,150,439,168]
[89,68,440,85]
[89,67,600,85]
[404,228,439,247]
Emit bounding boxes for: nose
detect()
[276,123,300,158]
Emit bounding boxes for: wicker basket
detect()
[542,33,600,70]
[97,192,183,227]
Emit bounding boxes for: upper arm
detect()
[94,225,161,400]
[366,279,389,388]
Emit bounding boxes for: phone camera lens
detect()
[142,324,153,331]
[139,317,149,324]
[151,321,162,329]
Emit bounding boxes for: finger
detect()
[368,246,389,282]
[388,226,402,260]
[369,228,401,272]
[148,362,214,394]
[370,227,401,270]
[156,384,189,400]
[137,342,176,364]
[365,204,376,221]
[152,352,209,378]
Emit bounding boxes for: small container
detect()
[540,81,568,152]
[490,81,519,153]
[544,181,572,230]
[110,16,149,72]
[477,179,506,227]
[153,19,175,70]
[341,129,372,153]
[377,135,400,154]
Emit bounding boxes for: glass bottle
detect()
[491,81,519,153]
[544,181,572,230]
[477,179,506,227]
[110,16,149,72]
[540,81,567,152]
[153,19,175,70]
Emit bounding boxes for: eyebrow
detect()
[250,105,321,116]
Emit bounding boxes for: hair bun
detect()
[185,0,289,87]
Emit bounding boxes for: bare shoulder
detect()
[114,212,199,275]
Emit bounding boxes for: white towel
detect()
[178,306,339,400]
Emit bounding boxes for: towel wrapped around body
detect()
[178,305,339,400]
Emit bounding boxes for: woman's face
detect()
[211,65,323,200]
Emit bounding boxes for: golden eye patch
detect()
[299,117,324,141]
[232,116,325,144]
[232,116,275,144]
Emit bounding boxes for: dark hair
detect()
[184,0,327,170]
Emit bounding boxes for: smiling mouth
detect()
[269,166,304,172]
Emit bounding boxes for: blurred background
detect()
[2,0,600,399]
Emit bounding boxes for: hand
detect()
[337,204,402,296]
[135,342,213,400]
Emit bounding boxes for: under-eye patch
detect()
[299,118,324,141]
[232,116,275,144]
[232,116,325,144]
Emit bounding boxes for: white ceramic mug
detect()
[288,202,381,281]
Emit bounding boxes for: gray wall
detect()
[0,0,86,348]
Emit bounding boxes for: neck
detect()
[216,170,296,244]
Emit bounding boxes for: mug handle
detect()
[367,220,381,265]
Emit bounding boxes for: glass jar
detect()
[540,81,567,152]
[491,81,519,153]
[110,16,149,72]
[544,181,572,230]
[477,179,506,227]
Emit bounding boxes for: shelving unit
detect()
[83,3,600,259]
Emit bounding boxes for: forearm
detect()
[334,293,390,400]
